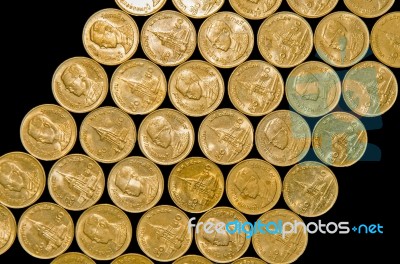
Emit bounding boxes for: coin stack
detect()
[0,0,398,263]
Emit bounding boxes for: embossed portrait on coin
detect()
[0,212,11,247]
[83,214,125,249]
[115,166,158,199]
[201,217,230,246]
[0,161,38,198]
[90,20,133,54]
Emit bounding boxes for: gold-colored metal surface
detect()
[173,254,213,264]
[232,257,268,264]
[172,0,224,19]
[51,252,96,264]
[287,0,339,18]
[344,0,395,18]
[229,0,282,20]
[115,0,167,16]
[111,253,154,264]
[0,204,17,255]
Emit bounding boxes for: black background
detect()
[1,0,396,263]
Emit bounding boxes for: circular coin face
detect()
[287,0,338,18]
[0,204,17,255]
[51,252,96,264]
[111,253,154,264]
[83,8,140,66]
[172,0,224,18]
[344,0,395,18]
[232,257,268,264]
[173,255,212,264]
[115,0,167,16]
[229,0,282,20]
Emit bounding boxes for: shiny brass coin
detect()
[285,61,341,117]
[314,11,369,68]
[228,60,284,116]
[198,11,254,68]
[76,204,132,261]
[137,205,192,262]
[258,12,313,68]
[108,156,163,213]
[226,159,281,215]
[195,206,250,263]
[80,106,136,164]
[169,60,224,117]
[173,254,212,264]
[110,58,167,115]
[17,202,74,259]
[115,0,167,16]
[343,61,398,117]
[232,257,267,264]
[252,209,308,264]
[312,111,368,167]
[344,0,395,18]
[255,110,311,167]
[138,108,195,165]
[48,154,105,211]
[371,12,400,68]
[172,0,224,19]
[112,253,154,264]
[20,104,77,161]
[168,157,224,213]
[283,161,338,217]
[82,8,139,66]
[51,252,96,264]
[287,0,338,18]
[198,108,254,165]
[52,57,108,113]
[0,204,16,255]
[229,0,282,20]
[141,10,197,67]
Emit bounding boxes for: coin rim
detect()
[115,0,167,16]
[50,252,96,264]
[287,0,339,18]
[228,0,283,20]
[0,204,17,255]
[172,0,224,19]
[111,253,154,264]
[343,0,395,18]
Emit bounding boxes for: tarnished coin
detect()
[228,60,284,116]
[108,156,163,213]
[226,159,281,215]
[232,257,267,264]
[287,0,338,18]
[258,12,313,68]
[312,112,368,167]
[0,152,45,209]
[343,61,398,117]
[173,255,212,264]
[344,0,395,18]
[285,61,341,117]
[198,12,254,68]
[17,202,74,259]
[141,10,196,67]
[115,0,167,16]
[283,161,338,217]
[168,157,224,213]
[52,57,108,113]
[255,110,311,167]
[110,58,167,115]
[229,0,282,20]
[172,0,224,18]
[76,204,132,261]
[169,60,224,117]
[0,204,16,255]
[138,108,195,165]
[371,12,400,68]
[51,252,96,264]
[252,209,308,264]
[83,8,139,66]
[80,106,136,164]
[48,154,105,211]
[112,253,154,264]
[20,104,77,161]
[314,11,369,68]
[195,207,250,263]
[137,205,192,262]
[199,108,254,165]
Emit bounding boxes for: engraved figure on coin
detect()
[269,230,303,263]
[0,161,39,198]
[299,0,331,16]
[92,124,129,154]
[0,213,11,247]
[28,218,68,252]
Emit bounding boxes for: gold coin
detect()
[172,0,224,19]
[195,206,250,263]
[20,104,77,161]
[112,253,154,264]
[314,11,369,68]
[52,57,108,113]
[110,58,167,115]
[48,154,105,211]
[137,205,192,262]
[232,257,267,264]
[141,10,197,67]
[75,204,132,261]
[82,8,139,66]
[108,156,163,213]
[344,0,395,18]
[283,161,338,217]
[285,61,341,117]
[168,157,224,213]
[173,254,212,264]
[138,108,195,165]
[228,60,284,116]
[312,111,368,167]
[252,209,308,263]
[0,204,17,255]
[371,12,400,68]
[17,202,74,259]
[342,61,398,117]
[255,110,311,167]
[115,0,167,16]
[168,60,224,117]
[287,0,338,18]
[229,0,282,20]
[51,252,96,264]
[198,11,254,68]
[258,12,313,68]
[198,108,254,165]
[226,159,281,215]
[80,106,136,164]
